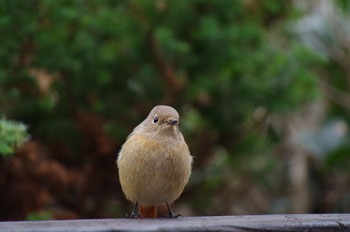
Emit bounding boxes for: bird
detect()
[117,105,192,218]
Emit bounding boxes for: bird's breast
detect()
[117,133,191,205]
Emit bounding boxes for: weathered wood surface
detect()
[0,214,350,232]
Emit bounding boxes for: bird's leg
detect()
[165,202,182,218]
[129,201,142,218]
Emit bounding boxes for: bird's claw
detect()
[164,213,183,218]
[127,201,142,218]
[129,213,143,218]
[165,202,182,218]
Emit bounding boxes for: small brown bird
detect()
[117,105,192,218]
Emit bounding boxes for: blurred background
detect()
[1,0,350,220]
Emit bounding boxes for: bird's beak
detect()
[168,118,178,125]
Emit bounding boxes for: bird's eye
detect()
[152,115,159,124]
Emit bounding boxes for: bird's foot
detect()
[164,212,183,218]
[165,202,183,218]
[127,202,142,218]
[128,212,143,218]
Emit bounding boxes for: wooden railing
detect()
[0,214,349,231]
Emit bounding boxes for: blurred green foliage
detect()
[26,211,53,221]
[0,0,320,149]
[2,0,349,219]
[0,117,29,157]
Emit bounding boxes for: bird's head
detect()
[140,105,181,137]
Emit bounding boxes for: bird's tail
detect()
[140,205,157,218]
